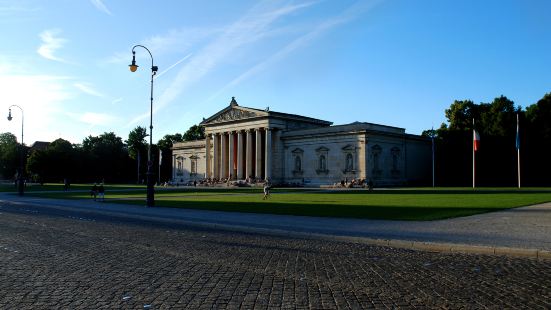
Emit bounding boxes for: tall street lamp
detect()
[7,105,24,195]
[129,45,158,207]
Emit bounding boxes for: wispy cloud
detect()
[90,0,112,15]
[0,4,39,22]
[126,0,317,126]
[143,27,221,55]
[105,27,216,65]
[74,82,105,97]
[37,29,68,62]
[155,53,192,79]
[209,0,383,102]
[0,4,39,14]
[103,51,129,64]
[77,112,117,126]
[111,97,123,105]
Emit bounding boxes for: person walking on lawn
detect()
[263,180,271,200]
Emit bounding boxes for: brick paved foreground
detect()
[1,204,550,309]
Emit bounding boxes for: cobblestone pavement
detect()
[1,203,550,309]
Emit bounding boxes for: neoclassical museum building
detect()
[172,97,431,186]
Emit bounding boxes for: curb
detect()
[2,197,550,261]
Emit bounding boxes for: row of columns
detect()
[206,128,272,181]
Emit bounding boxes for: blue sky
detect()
[1,0,550,144]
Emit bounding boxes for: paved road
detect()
[1,197,551,308]
[3,192,551,253]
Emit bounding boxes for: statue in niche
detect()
[391,147,400,177]
[319,155,327,171]
[295,156,302,172]
[176,157,184,176]
[371,145,382,176]
[345,153,353,171]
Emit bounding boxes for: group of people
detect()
[90,183,105,202]
[168,176,269,188]
[336,178,373,190]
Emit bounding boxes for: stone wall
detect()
[366,136,407,186]
[404,135,432,185]
[282,131,364,186]
[172,140,206,184]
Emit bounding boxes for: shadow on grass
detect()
[113,199,501,221]
[320,189,551,195]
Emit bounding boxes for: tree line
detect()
[0,124,204,184]
[422,93,551,186]
[2,93,550,186]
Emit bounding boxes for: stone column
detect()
[255,128,262,180]
[172,154,176,181]
[221,132,228,179]
[228,131,235,180]
[246,129,253,180]
[213,133,219,180]
[237,131,244,180]
[205,134,211,179]
[264,128,272,181]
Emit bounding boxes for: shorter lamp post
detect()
[7,105,24,195]
[129,45,158,207]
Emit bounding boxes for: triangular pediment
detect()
[342,144,355,151]
[200,98,268,125]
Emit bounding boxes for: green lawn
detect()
[13,185,551,221]
[0,183,143,192]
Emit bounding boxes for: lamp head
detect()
[129,51,138,72]
[7,108,12,121]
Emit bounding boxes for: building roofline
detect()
[200,97,331,127]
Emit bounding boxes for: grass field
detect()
[5,183,551,221]
[0,183,144,192]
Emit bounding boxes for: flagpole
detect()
[158,149,162,185]
[472,118,475,189]
[517,113,521,189]
[431,127,435,188]
[517,146,520,189]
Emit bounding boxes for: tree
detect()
[427,93,551,186]
[526,93,551,141]
[125,126,148,160]
[126,126,148,184]
[444,100,475,131]
[82,132,130,182]
[26,148,47,182]
[421,128,439,138]
[26,138,75,182]
[0,132,18,179]
[157,133,184,150]
[479,95,519,137]
[183,124,205,141]
[524,93,551,185]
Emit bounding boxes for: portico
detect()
[207,128,272,181]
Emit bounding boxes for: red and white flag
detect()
[473,129,480,151]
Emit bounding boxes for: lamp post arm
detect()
[132,45,155,72]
